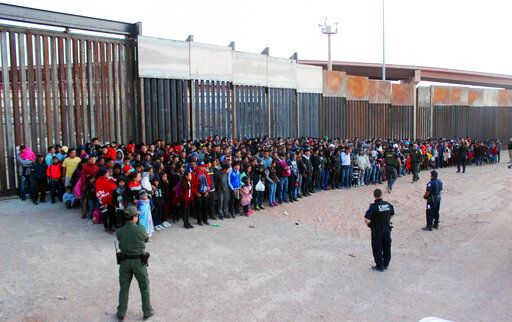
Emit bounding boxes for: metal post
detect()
[328,34,332,71]
[382,0,386,80]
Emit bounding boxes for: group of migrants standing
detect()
[13,135,510,320]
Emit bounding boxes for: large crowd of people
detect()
[15,135,509,238]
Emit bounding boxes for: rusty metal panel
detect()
[80,39,89,142]
[9,32,22,145]
[50,36,61,143]
[93,41,103,140]
[65,37,75,146]
[1,31,16,191]
[34,35,45,152]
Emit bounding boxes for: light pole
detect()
[319,18,338,71]
[382,0,386,80]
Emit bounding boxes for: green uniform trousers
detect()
[412,162,420,181]
[117,259,153,317]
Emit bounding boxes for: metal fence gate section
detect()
[141,78,190,143]
[234,85,267,138]
[193,80,232,140]
[298,93,320,138]
[268,88,296,138]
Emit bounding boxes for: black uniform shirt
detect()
[365,199,395,227]
[426,179,443,197]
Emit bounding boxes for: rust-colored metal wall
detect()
[0,25,137,194]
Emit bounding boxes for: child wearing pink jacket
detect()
[240,176,253,216]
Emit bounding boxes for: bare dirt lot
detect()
[1,162,511,322]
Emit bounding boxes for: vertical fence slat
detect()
[34,35,45,152]
[26,33,39,150]
[73,38,83,145]
[42,36,53,145]
[1,31,15,190]
[80,39,88,142]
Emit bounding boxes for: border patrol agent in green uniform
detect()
[116,206,154,320]
[407,143,422,182]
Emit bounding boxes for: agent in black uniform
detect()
[422,170,443,231]
[364,189,395,272]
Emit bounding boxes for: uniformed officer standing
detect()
[116,206,154,320]
[383,145,400,193]
[364,189,395,272]
[408,143,422,182]
[422,170,443,231]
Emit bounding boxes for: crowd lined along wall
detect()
[1,28,512,195]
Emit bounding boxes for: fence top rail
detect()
[0,23,133,44]
[0,3,141,36]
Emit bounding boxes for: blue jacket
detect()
[228,169,241,190]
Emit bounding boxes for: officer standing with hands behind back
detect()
[422,170,443,231]
[364,189,395,272]
[116,206,153,320]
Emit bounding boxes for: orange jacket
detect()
[46,164,62,180]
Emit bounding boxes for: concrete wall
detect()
[368,80,392,104]
[423,85,512,107]
[137,35,322,91]
[189,42,232,81]
[137,36,190,79]
[233,52,268,87]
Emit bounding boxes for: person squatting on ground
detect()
[422,170,443,231]
[364,188,395,272]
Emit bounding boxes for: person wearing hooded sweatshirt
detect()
[115,149,125,166]
[95,168,117,233]
[137,189,155,237]
[192,162,212,225]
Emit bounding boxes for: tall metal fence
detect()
[1,5,512,195]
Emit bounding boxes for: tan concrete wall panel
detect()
[296,64,323,94]
[368,80,391,104]
[433,86,450,105]
[346,75,369,100]
[267,57,297,89]
[137,36,190,79]
[233,51,268,87]
[190,42,233,81]
[392,84,414,106]
[322,70,346,97]
[450,87,469,106]
[498,89,512,107]
[468,88,484,106]
[417,86,431,107]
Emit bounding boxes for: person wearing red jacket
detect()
[191,162,211,226]
[46,156,63,203]
[177,170,194,229]
[79,155,99,218]
[101,145,117,161]
[96,168,118,233]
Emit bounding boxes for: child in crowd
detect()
[113,176,130,228]
[177,170,194,229]
[152,178,169,231]
[137,189,154,238]
[267,160,278,207]
[240,176,253,216]
[84,175,98,219]
[46,156,63,203]
[63,186,79,208]
[32,154,47,204]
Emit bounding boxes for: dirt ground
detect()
[1,161,511,322]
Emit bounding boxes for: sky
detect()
[3,0,512,75]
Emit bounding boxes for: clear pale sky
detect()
[4,0,511,75]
